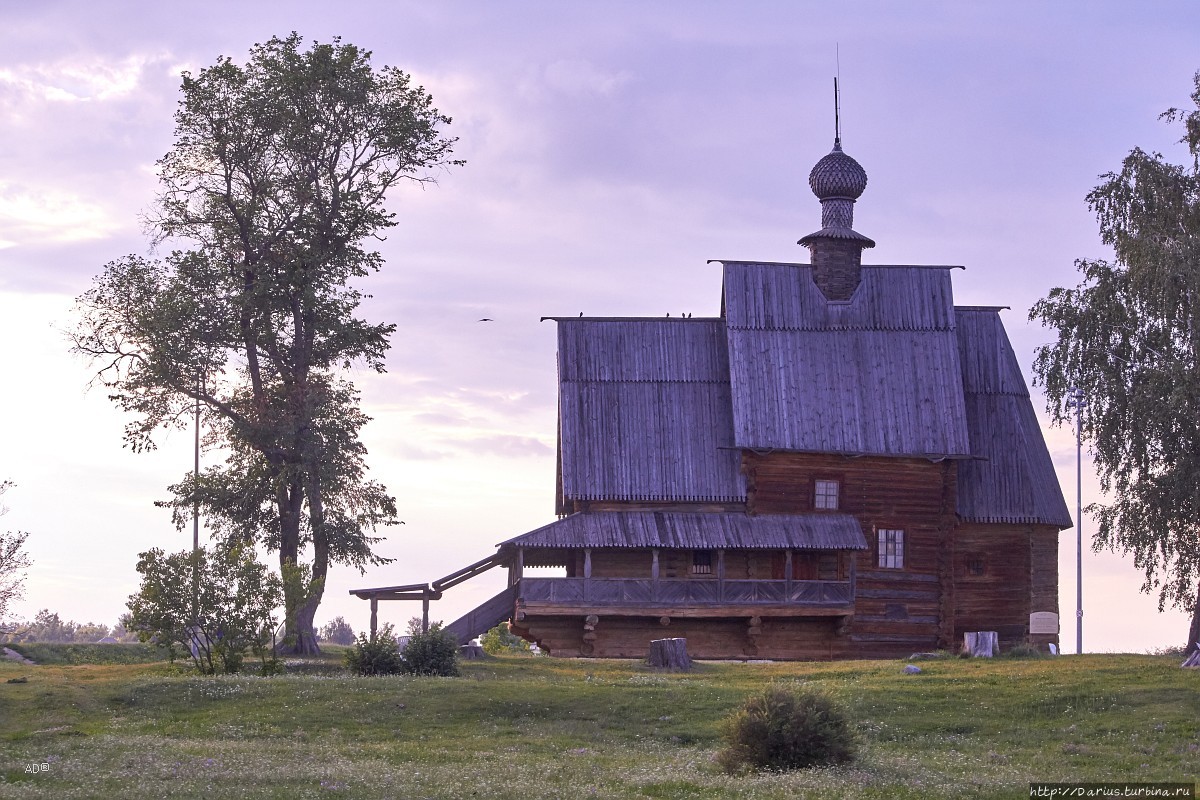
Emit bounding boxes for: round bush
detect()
[717,684,857,773]
[344,623,404,676]
[400,623,460,677]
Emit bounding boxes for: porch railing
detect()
[519,577,852,607]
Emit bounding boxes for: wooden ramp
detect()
[444,585,518,645]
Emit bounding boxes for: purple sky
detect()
[2,1,1199,651]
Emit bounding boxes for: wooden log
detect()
[459,643,487,660]
[963,631,998,657]
[647,637,692,671]
[659,616,671,627]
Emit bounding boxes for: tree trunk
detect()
[290,598,321,655]
[1186,581,1200,655]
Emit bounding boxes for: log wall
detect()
[512,614,842,660]
[743,452,956,656]
[508,453,1059,660]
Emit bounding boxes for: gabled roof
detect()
[557,319,746,505]
[954,308,1072,528]
[499,510,867,551]
[721,263,972,458]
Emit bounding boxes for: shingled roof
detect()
[499,510,867,552]
[721,262,973,458]
[556,319,746,508]
[550,268,1069,529]
[954,308,1073,527]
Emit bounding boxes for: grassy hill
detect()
[0,649,1196,798]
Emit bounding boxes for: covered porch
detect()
[501,510,866,620]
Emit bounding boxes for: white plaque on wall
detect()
[1029,611,1060,635]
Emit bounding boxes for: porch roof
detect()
[498,511,867,552]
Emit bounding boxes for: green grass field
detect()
[0,647,1196,799]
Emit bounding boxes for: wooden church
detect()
[356,133,1072,660]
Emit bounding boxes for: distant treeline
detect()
[1,609,358,646]
[1,609,139,644]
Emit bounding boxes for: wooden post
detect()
[717,549,725,602]
[651,548,659,580]
[583,548,592,578]
[785,549,794,594]
[422,591,430,633]
[370,595,378,638]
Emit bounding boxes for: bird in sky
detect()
[478,318,494,322]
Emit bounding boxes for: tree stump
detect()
[459,643,486,660]
[963,631,998,658]
[648,637,691,671]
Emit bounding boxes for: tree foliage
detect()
[1029,70,1200,645]
[0,481,32,623]
[71,34,461,653]
[127,545,282,674]
[320,615,356,646]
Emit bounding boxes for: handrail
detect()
[432,553,506,592]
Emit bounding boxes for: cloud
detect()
[0,53,161,103]
[0,181,121,244]
[542,59,633,97]
[452,434,553,459]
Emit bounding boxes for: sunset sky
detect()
[3,1,1200,652]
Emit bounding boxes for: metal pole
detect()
[193,371,201,554]
[1069,386,1084,654]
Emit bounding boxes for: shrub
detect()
[126,546,282,675]
[1003,643,1045,659]
[480,622,531,655]
[344,623,404,676]
[401,622,460,676]
[716,683,857,773]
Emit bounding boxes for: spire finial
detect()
[833,44,842,149]
[834,76,841,149]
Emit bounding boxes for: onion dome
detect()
[808,141,868,200]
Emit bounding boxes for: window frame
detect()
[876,528,905,569]
[691,550,713,575]
[813,478,841,510]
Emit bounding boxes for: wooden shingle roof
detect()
[557,319,746,505]
[499,511,868,551]
[954,308,1073,528]
[721,262,972,458]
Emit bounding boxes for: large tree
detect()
[1030,71,1200,649]
[72,34,460,653]
[0,481,32,622]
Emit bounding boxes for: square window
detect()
[691,550,713,575]
[877,529,904,569]
[814,479,840,510]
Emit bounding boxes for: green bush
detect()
[344,624,404,676]
[480,622,531,655]
[401,623,460,677]
[716,683,857,773]
[126,545,282,675]
[1002,643,1045,659]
